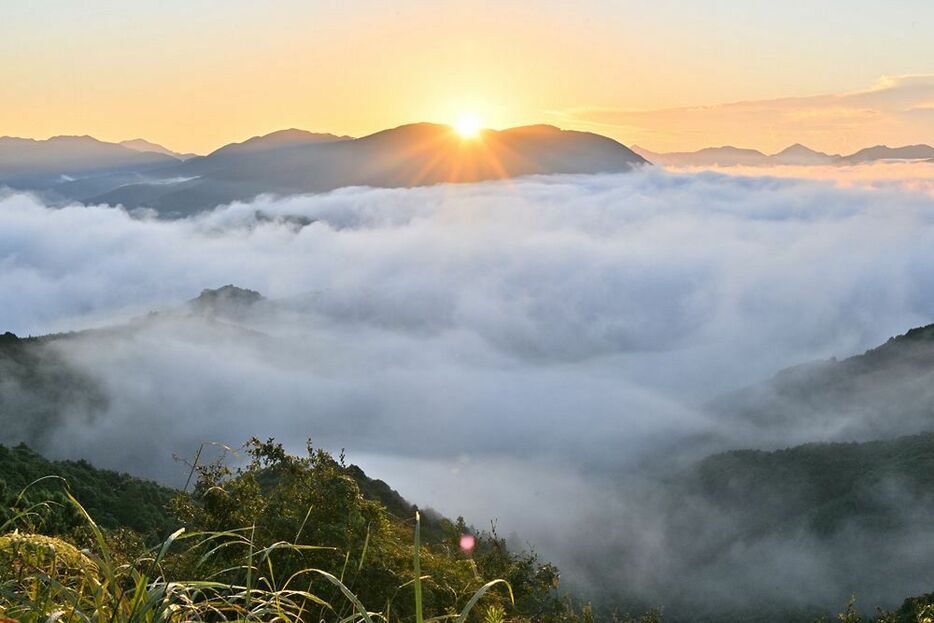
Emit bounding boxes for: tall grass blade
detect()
[358,523,371,573]
[414,511,424,623]
[454,579,514,623]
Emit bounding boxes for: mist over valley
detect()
[4,158,934,618]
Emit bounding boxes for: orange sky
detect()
[2,1,933,155]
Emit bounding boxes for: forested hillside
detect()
[689,432,934,537]
[0,331,107,450]
[711,323,934,445]
[0,442,175,539]
[4,437,934,621]
[0,438,575,622]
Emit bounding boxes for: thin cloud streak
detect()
[553,75,934,154]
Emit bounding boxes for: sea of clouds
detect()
[3,164,934,612]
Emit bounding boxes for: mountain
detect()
[688,432,934,537]
[204,128,352,155]
[120,138,198,160]
[625,432,934,619]
[710,322,934,448]
[0,286,273,455]
[633,142,934,167]
[632,145,771,167]
[82,123,647,216]
[839,144,934,163]
[0,124,644,216]
[187,284,265,317]
[771,143,838,165]
[0,442,176,539]
[0,330,109,451]
[172,128,352,180]
[633,143,839,167]
[0,135,180,190]
[586,320,934,617]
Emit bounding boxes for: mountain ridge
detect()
[120,138,198,160]
[632,142,933,167]
[1,124,647,215]
[89,122,649,216]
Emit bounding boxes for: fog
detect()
[3,165,934,615]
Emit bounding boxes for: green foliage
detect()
[616,608,662,623]
[689,432,934,537]
[13,438,934,623]
[823,593,934,623]
[0,500,341,621]
[838,596,863,623]
[169,437,561,623]
[0,442,176,540]
[0,446,547,623]
[0,439,576,622]
[485,604,507,623]
[875,592,934,623]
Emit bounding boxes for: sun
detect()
[453,113,482,139]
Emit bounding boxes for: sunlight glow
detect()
[453,114,482,139]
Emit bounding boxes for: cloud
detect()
[663,161,934,197]
[2,167,934,455]
[553,75,934,154]
[3,168,934,442]
[4,166,934,613]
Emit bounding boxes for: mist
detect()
[4,164,934,614]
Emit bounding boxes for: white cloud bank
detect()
[4,166,934,365]
[3,166,934,459]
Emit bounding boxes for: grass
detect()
[0,482,513,623]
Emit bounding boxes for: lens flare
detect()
[459,534,476,551]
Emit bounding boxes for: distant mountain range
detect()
[0,135,179,189]
[632,142,934,167]
[4,125,933,215]
[119,138,198,160]
[0,124,647,216]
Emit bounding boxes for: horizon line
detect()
[3,122,934,161]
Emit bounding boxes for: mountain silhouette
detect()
[0,135,179,190]
[7,128,933,214]
[636,142,934,167]
[633,143,840,167]
[771,143,838,165]
[838,144,934,163]
[120,138,198,160]
[206,128,352,154]
[90,123,648,216]
[709,322,934,448]
[631,145,771,167]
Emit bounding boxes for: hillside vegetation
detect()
[689,432,934,537]
[0,438,576,622]
[3,438,934,621]
[0,442,175,539]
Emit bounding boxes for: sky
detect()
[1,0,934,154]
